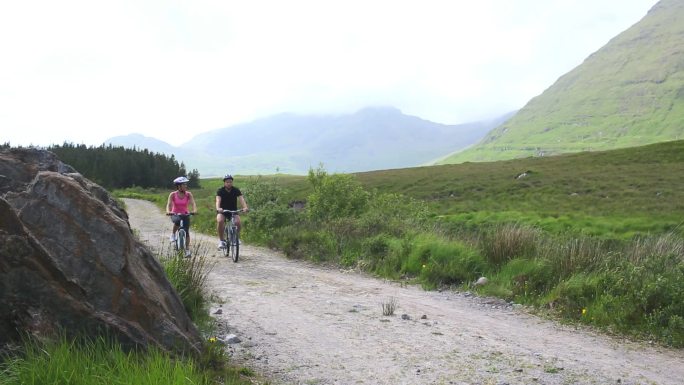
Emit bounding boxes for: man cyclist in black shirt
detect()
[216,174,249,249]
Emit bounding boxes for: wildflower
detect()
[422,264,426,268]
[582,308,587,316]
[208,337,217,343]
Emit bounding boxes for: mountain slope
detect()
[108,107,508,175]
[440,0,684,164]
[105,134,179,156]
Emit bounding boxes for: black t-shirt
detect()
[216,187,242,210]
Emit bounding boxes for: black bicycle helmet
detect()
[223,174,234,181]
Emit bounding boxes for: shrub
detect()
[363,233,392,257]
[306,167,369,221]
[606,254,684,343]
[401,234,486,289]
[370,237,412,279]
[244,201,292,243]
[241,175,283,208]
[547,272,605,318]
[274,226,338,262]
[493,258,555,300]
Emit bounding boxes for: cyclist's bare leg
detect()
[235,214,241,231]
[171,223,179,238]
[216,213,226,241]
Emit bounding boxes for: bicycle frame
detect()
[169,213,192,254]
[221,209,243,262]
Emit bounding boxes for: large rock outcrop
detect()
[0,147,202,355]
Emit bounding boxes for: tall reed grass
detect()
[480,223,539,267]
[159,242,215,331]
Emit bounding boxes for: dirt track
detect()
[123,198,684,385]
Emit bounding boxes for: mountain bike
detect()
[220,209,244,262]
[168,213,193,257]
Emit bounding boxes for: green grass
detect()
[158,244,215,332]
[148,141,684,240]
[0,335,251,385]
[363,140,684,239]
[0,336,204,385]
[112,140,684,347]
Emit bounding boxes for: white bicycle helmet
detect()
[173,176,190,185]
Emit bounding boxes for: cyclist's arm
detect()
[239,195,249,212]
[188,192,197,213]
[215,195,222,212]
[166,192,174,214]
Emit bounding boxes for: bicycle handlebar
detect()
[166,212,196,216]
[219,209,247,214]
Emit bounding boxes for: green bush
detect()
[370,237,412,279]
[606,254,684,342]
[306,166,369,221]
[363,233,393,256]
[420,241,485,289]
[244,201,292,242]
[358,191,430,236]
[236,175,295,243]
[274,226,338,262]
[386,234,487,289]
[547,272,605,318]
[489,258,555,301]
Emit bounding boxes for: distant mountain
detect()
[105,134,178,156]
[107,107,508,175]
[439,0,684,164]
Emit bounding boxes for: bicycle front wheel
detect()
[230,228,239,263]
[223,227,230,258]
[177,229,186,253]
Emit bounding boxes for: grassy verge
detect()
[0,334,254,385]
[0,335,208,385]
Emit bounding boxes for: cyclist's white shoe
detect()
[218,240,226,249]
[170,235,176,243]
[185,250,192,258]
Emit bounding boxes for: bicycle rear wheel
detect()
[230,227,239,263]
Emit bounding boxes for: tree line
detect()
[47,143,200,189]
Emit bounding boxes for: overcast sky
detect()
[1,0,658,147]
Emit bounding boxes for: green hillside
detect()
[277,140,684,239]
[440,0,684,164]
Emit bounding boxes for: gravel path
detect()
[124,198,684,385]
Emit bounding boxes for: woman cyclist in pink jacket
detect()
[166,176,197,257]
